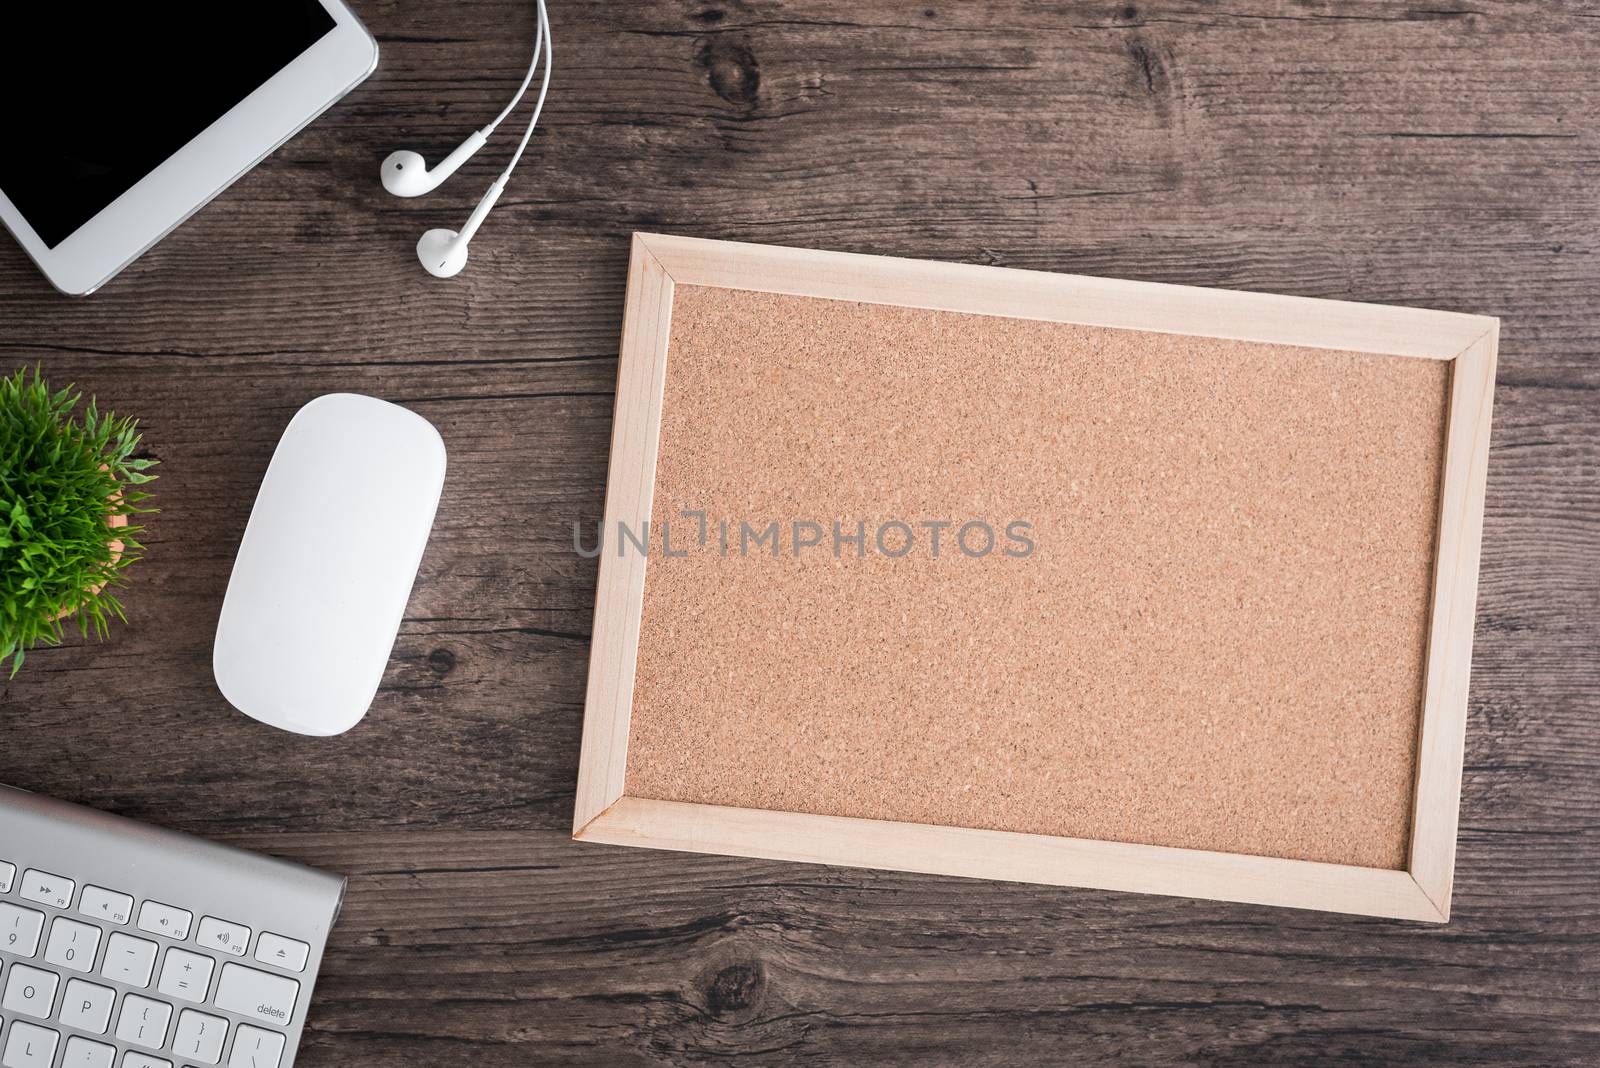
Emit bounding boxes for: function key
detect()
[136,901,192,941]
[78,887,134,926]
[253,932,309,973]
[19,869,73,910]
[196,917,251,958]
[0,860,14,893]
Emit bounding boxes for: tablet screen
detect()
[0,3,337,248]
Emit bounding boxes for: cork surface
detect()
[626,285,1449,869]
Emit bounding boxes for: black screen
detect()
[0,4,337,248]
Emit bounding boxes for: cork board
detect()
[576,235,1498,921]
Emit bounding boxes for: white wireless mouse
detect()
[214,393,447,736]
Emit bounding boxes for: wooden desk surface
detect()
[2,2,1596,1064]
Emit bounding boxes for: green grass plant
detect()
[0,368,157,674]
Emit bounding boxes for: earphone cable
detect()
[485,0,547,134]
[499,0,552,183]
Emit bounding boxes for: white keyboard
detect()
[0,785,344,1068]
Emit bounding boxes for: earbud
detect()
[388,0,551,277]
[415,229,470,279]
[381,130,490,197]
[415,178,507,279]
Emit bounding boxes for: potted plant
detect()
[0,368,157,675]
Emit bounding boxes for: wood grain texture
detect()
[0,0,1595,1063]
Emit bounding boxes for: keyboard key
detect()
[120,1055,172,1068]
[157,947,215,1003]
[59,978,117,1034]
[2,963,58,1019]
[254,933,309,973]
[0,903,45,957]
[101,932,159,987]
[1,1021,58,1068]
[213,963,299,1028]
[115,993,173,1050]
[61,1036,115,1068]
[227,1024,285,1068]
[136,901,192,941]
[18,870,73,910]
[44,917,103,973]
[197,917,251,958]
[78,887,134,926]
[0,860,14,893]
[173,1009,229,1065]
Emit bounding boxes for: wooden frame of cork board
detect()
[573,233,1498,922]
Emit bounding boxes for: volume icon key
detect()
[198,916,251,957]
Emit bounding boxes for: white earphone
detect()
[382,0,552,278]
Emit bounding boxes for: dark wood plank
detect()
[1,1,1597,1064]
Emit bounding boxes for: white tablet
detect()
[0,3,378,295]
